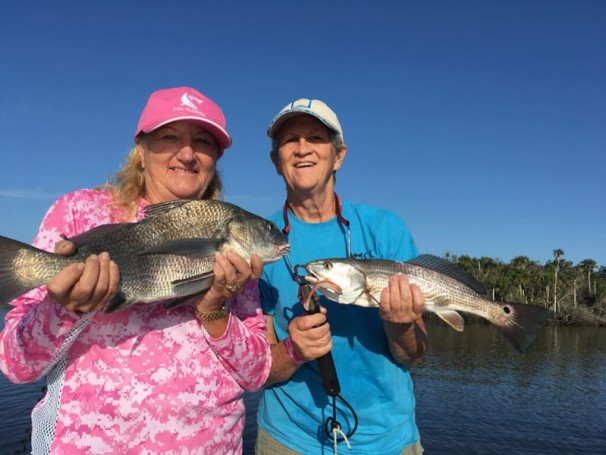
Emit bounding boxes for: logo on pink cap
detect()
[135,87,232,151]
[180,92,205,110]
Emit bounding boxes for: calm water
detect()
[2,308,605,454]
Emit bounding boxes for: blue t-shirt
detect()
[258,200,420,454]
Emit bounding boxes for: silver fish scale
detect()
[305,257,553,354]
[370,262,503,322]
[115,200,239,247]
[316,258,509,326]
[0,199,289,311]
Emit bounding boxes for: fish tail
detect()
[0,235,59,305]
[499,303,553,355]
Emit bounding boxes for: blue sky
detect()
[1,0,604,266]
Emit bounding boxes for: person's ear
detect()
[333,145,347,172]
[270,151,283,176]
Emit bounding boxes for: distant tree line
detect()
[445,249,606,326]
[2,249,604,326]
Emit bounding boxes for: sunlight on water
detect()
[2,310,605,454]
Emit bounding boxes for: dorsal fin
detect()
[69,223,132,246]
[406,254,487,295]
[143,200,193,218]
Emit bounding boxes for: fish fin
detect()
[165,296,196,311]
[140,239,223,258]
[434,309,466,332]
[68,223,134,246]
[171,273,215,297]
[104,291,130,314]
[143,200,193,218]
[406,254,487,295]
[497,303,552,355]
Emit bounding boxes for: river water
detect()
[1,309,605,454]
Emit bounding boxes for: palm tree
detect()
[579,259,597,296]
[551,249,564,315]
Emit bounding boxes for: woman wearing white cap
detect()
[256,99,427,454]
[0,87,271,454]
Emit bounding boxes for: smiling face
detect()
[271,115,346,197]
[136,121,220,204]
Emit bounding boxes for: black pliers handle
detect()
[298,282,341,396]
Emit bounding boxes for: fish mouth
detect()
[303,274,318,284]
[228,233,290,261]
[303,276,343,296]
[298,272,343,296]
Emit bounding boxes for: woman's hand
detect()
[49,240,120,314]
[287,308,332,362]
[380,273,428,365]
[194,252,263,314]
[379,273,425,324]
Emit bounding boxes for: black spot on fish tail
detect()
[498,303,553,355]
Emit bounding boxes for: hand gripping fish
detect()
[0,199,289,313]
[304,255,552,354]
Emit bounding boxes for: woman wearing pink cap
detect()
[0,87,270,454]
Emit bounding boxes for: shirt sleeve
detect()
[202,279,271,392]
[0,191,102,383]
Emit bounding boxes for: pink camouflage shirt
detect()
[0,188,272,454]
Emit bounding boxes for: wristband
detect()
[283,336,305,365]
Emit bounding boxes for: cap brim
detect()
[267,109,339,139]
[137,116,232,150]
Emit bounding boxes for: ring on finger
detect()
[225,283,238,294]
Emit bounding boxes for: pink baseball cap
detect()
[135,87,232,151]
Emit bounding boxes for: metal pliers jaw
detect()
[292,264,321,314]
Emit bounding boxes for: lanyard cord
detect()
[282,192,352,258]
[281,192,358,448]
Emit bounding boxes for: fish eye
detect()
[322,262,333,270]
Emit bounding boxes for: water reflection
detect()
[2,313,605,454]
[414,320,606,454]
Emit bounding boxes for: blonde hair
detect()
[100,146,223,222]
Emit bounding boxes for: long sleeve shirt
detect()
[0,188,271,454]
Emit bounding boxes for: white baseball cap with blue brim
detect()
[267,98,344,141]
